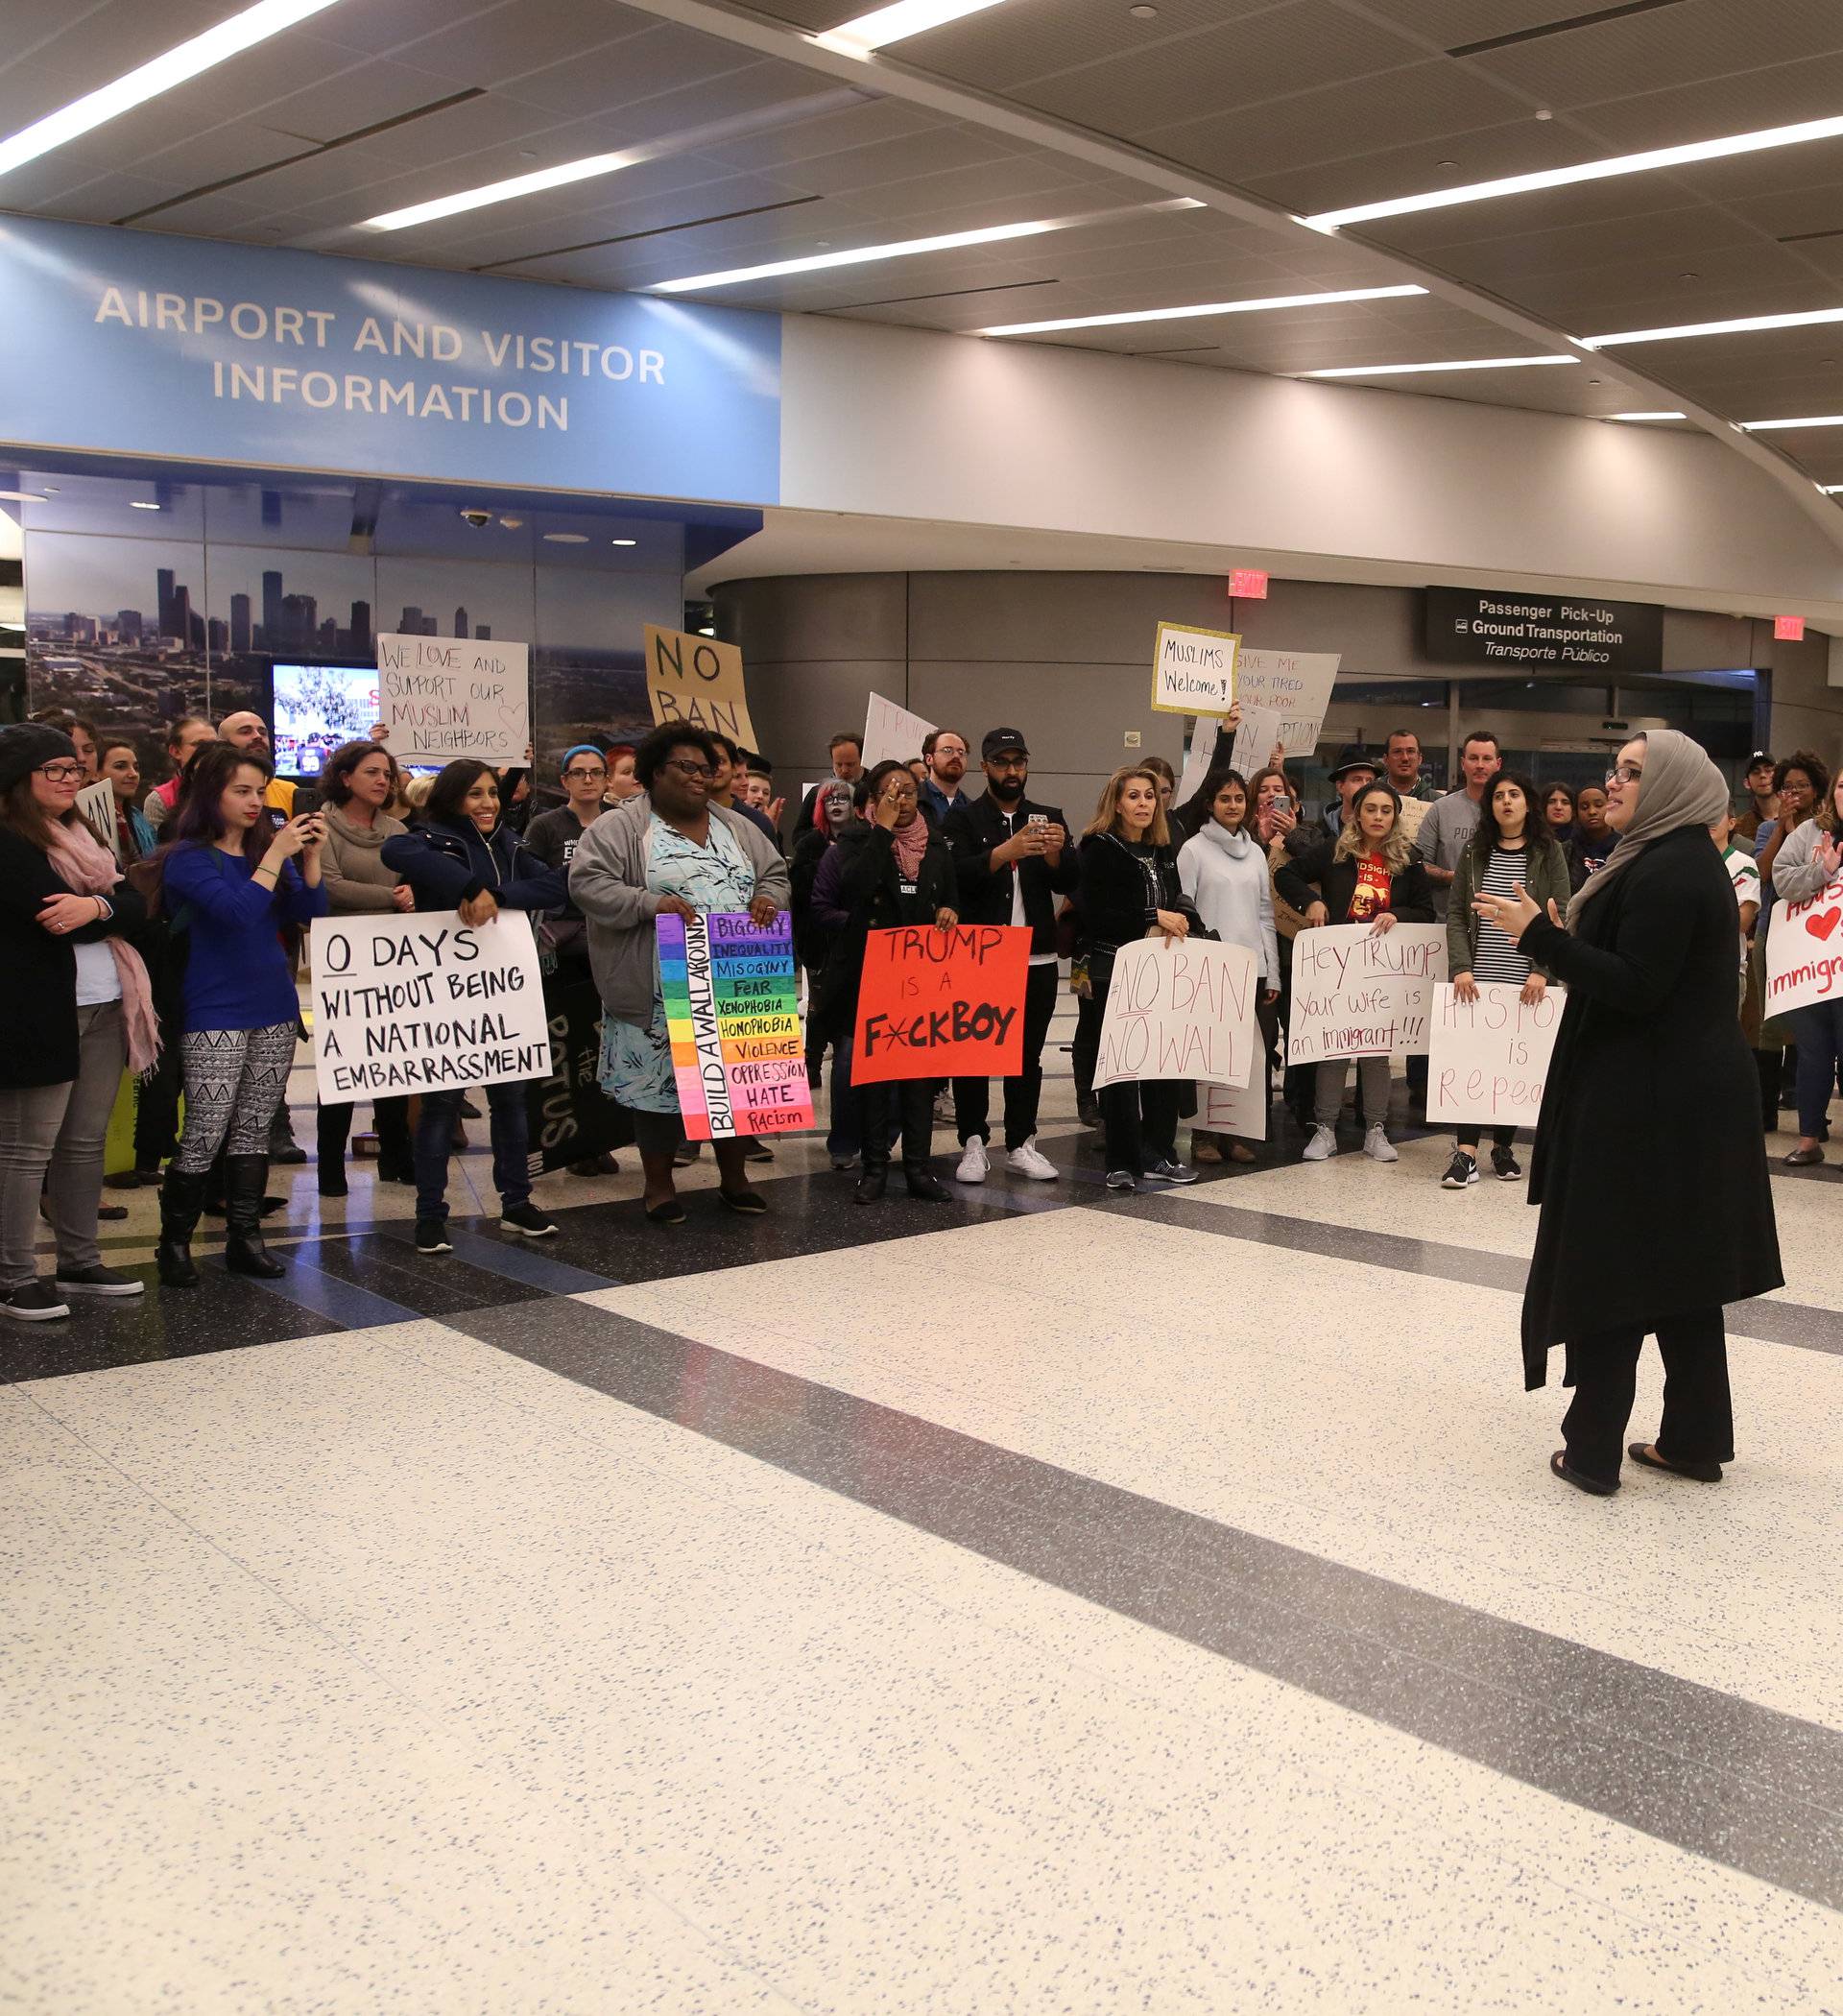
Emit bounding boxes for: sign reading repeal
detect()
[376,633,529,765]
[643,624,759,753]
[309,911,549,1101]
[852,924,1031,1082]
[1425,981,1565,1128]
[1151,621,1239,715]
[1765,872,1843,1019]
[658,910,812,1139]
[1094,938,1258,1091]
[1286,924,1447,1064]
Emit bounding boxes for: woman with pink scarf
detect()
[0,724,160,1322]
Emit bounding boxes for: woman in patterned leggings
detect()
[154,743,327,1286]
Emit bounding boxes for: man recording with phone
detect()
[942,728,1080,1185]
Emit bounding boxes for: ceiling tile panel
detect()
[1329,1,1608,47]
[1238,115,1588,215]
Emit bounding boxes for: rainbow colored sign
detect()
[658,910,814,1140]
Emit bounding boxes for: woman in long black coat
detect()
[1477,730,1782,1496]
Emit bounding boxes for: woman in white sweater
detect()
[1178,770,1281,1163]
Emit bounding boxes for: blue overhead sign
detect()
[0,216,780,506]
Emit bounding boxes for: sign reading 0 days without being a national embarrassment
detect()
[309,911,549,1101]
[1424,587,1663,673]
[658,911,813,1139]
[1151,621,1239,715]
[852,924,1032,1082]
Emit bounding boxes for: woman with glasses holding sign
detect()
[1475,732,1782,1497]
[571,725,790,1226]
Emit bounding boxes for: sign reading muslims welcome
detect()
[1424,588,1663,673]
[0,216,780,505]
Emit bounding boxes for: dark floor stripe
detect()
[443,1226,617,1293]
[1097,1192,1843,1357]
[246,1253,419,1331]
[445,1295,1843,1914]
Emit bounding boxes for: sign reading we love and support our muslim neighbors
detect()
[375,634,529,765]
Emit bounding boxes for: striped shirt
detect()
[1473,846,1532,983]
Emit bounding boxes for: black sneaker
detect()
[53,1263,144,1298]
[415,1217,452,1255]
[1490,1145,1523,1182]
[0,1280,69,1321]
[1142,1158,1200,1186]
[499,1201,558,1238]
[1441,1152,1480,1189]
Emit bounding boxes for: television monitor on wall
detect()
[269,660,441,780]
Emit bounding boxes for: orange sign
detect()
[851,924,1032,1082]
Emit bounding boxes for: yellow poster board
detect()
[1150,621,1239,717]
[643,624,760,754]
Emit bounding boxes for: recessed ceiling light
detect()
[978,282,1426,337]
[610,537,638,546]
[0,0,346,181]
[129,499,162,510]
[1301,355,1578,377]
[1129,3,1159,15]
[1304,110,1843,232]
[361,147,641,230]
[542,532,588,543]
[815,0,1011,56]
[651,217,1060,293]
[1583,306,1843,348]
[0,489,47,502]
[1608,411,1687,421]
[497,516,523,529]
[1739,414,1843,430]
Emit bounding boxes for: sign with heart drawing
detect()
[376,634,530,766]
[1765,869,1843,1018]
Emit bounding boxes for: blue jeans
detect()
[1793,998,1843,1139]
[415,1083,531,1221]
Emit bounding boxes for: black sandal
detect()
[644,1197,685,1226]
[718,1187,768,1215]
[1628,1443,1722,1483]
[1550,1449,1618,1497]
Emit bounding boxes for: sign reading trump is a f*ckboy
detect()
[658,910,813,1140]
[851,924,1032,1082]
[309,910,549,1102]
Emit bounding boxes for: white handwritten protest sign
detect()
[1286,924,1446,1065]
[376,633,529,764]
[863,692,937,769]
[1203,1065,1269,1140]
[1175,714,1220,807]
[309,910,548,1103]
[1228,705,1284,780]
[1095,937,1257,1091]
[76,779,120,859]
[1232,649,1340,760]
[1151,621,1239,716]
[1765,872,1843,1019]
[1425,981,1565,1127]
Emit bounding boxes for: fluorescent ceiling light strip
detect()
[1302,355,1578,377]
[1739,414,1843,430]
[1583,307,1843,348]
[978,283,1426,337]
[363,150,641,231]
[0,0,345,181]
[1823,485,1843,494]
[1304,111,1843,232]
[650,218,1060,293]
[1609,411,1687,420]
[815,0,1010,56]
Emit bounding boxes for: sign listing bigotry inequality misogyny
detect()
[1765,869,1843,1018]
[1285,924,1448,1065]
[375,633,530,765]
[308,911,549,1102]
[1151,621,1240,716]
[658,911,813,1140]
[852,924,1032,1083]
[643,623,760,755]
[1424,981,1565,1129]
[1094,938,1259,1091]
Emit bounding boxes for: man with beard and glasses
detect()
[920,729,971,829]
[943,728,1080,1184]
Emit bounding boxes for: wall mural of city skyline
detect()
[24,528,681,783]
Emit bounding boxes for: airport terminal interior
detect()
[6,0,1843,2010]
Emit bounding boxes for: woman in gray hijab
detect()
[1474,731,1783,1496]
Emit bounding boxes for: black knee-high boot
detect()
[156,1168,206,1288]
[224,1155,285,1277]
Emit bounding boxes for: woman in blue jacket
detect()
[155,742,328,1286]
[382,759,566,1255]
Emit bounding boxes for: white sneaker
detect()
[954,1139,989,1185]
[1007,1139,1058,1182]
[1363,1125,1399,1164]
[1302,1124,1337,1163]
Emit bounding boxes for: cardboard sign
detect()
[1425,981,1565,1127]
[863,692,936,770]
[1203,1066,1269,1141]
[1232,648,1340,759]
[1152,621,1239,716]
[76,779,121,860]
[1095,937,1258,1091]
[523,972,634,1175]
[1175,714,1220,807]
[643,623,759,753]
[1228,704,1285,781]
[852,924,1032,1083]
[309,910,548,1101]
[1765,872,1843,1018]
[1285,923,1447,1064]
[375,633,529,765]
[658,910,813,1139]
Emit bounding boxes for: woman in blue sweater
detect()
[155,743,327,1286]
[381,760,566,1254]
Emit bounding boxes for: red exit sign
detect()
[1775,614,1806,640]
[1229,568,1269,599]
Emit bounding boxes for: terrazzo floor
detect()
[5,1003,1839,2013]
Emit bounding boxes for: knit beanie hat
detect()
[0,723,79,794]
